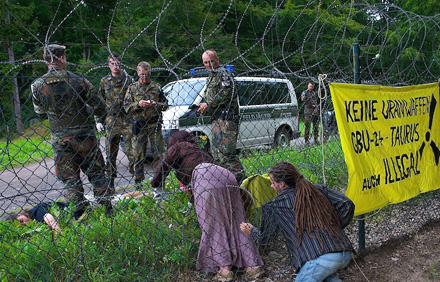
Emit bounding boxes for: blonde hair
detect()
[137,61,151,70]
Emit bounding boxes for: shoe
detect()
[153,190,169,202]
[134,181,143,190]
[182,202,193,214]
[212,270,234,282]
[244,266,263,281]
[73,201,91,220]
[105,204,114,217]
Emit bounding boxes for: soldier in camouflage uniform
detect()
[31,44,113,216]
[97,52,133,189]
[197,49,245,184]
[124,61,168,185]
[301,81,319,143]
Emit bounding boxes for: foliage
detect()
[0,120,51,169]
[0,192,200,281]
[241,138,347,191]
[1,0,440,130]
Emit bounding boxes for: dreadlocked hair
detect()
[269,161,346,248]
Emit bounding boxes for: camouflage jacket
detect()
[31,66,106,139]
[123,80,168,123]
[301,89,318,114]
[204,67,239,121]
[98,72,131,118]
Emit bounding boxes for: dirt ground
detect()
[260,220,440,282]
[186,220,440,282]
[338,220,440,282]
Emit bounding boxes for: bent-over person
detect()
[241,161,355,282]
[151,130,263,282]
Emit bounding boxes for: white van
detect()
[161,76,300,149]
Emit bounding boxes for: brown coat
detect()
[151,140,213,189]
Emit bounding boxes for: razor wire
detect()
[1,0,440,281]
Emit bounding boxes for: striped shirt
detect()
[250,184,354,269]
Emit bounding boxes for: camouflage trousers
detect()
[104,115,133,186]
[132,123,164,183]
[211,119,245,184]
[304,112,319,143]
[52,132,113,211]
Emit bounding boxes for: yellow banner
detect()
[330,83,440,215]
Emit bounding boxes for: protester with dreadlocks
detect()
[240,161,354,281]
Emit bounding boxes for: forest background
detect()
[1,1,440,281]
[2,0,440,135]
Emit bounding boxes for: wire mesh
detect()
[1,1,440,281]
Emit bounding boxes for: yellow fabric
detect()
[241,174,277,217]
[330,82,440,215]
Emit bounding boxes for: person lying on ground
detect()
[4,201,72,234]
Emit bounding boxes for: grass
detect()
[0,120,52,170]
[430,263,440,279]
[241,138,348,191]
[0,122,350,281]
[0,192,201,282]
[0,137,53,170]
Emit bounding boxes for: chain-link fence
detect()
[2,0,440,281]
[1,67,439,281]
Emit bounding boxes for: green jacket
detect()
[123,80,168,123]
[98,72,131,118]
[31,66,106,140]
[204,67,239,121]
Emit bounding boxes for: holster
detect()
[132,119,147,136]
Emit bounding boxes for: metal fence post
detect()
[353,43,366,251]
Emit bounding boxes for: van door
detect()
[268,81,291,142]
[270,80,301,144]
[238,80,274,147]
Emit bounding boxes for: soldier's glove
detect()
[96,123,104,133]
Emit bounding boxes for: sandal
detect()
[244,266,263,281]
[212,270,234,282]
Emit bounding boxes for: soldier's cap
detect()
[44,44,66,57]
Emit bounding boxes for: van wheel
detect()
[274,127,291,147]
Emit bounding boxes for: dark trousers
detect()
[304,113,319,142]
[53,134,112,210]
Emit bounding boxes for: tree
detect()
[0,1,38,135]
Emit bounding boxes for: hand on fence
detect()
[240,222,254,235]
[96,123,104,133]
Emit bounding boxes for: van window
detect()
[267,82,291,104]
[238,81,265,106]
[238,81,291,106]
[164,80,205,106]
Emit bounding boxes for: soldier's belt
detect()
[132,116,160,136]
[212,109,239,121]
[50,115,89,130]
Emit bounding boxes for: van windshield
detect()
[163,80,206,106]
